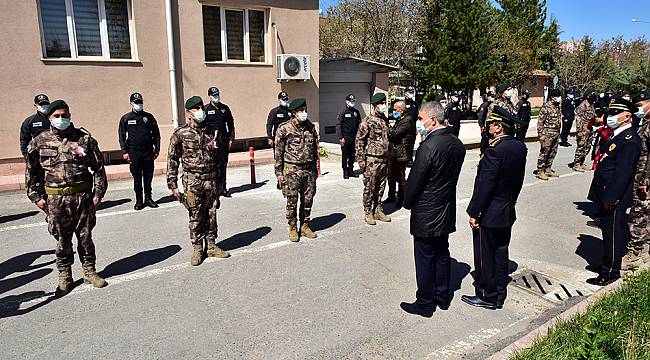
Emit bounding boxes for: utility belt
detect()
[284,162,313,171]
[45,182,90,196]
[183,170,220,181]
[127,145,153,151]
[365,154,389,163]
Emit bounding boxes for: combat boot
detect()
[300,221,318,239]
[374,207,392,223]
[622,251,643,270]
[535,170,549,181]
[83,266,108,288]
[191,244,204,266]
[289,222,300,242]
[55,267,73,297]
[206,238,230,258]
[364,209,376,225]
[572,164,585,172]
[343,168,349,179]
[545,169,559,178]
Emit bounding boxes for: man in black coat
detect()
[560,88,577,147]
[445,91,462,137]
[205,87,235,197]
[400,101,466,317]
[20,94,51,158]
[586,98,642,286]
[387,100,415,205]
[515,90,532,140]
[462,106,527,310]
[266,91,291,148]
[336,94,361,179]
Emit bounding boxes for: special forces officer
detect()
[515,90,532,140]
[168,96,230,266]
[356,93,391,225]
[205,87,235,197]
[336,94,361,179]
[25,100,108,296]
[536,89,563,180]
[118,92,161,210]
[20,94,51,158]
[560,88,577,147]
[587,98,641,286]
[266,91,291,148]
[571,93,596,172]
[274,98,319,242]
[446,92,462,137]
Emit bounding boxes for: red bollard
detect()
[249,147,256,184]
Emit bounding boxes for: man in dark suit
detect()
[462,106,528,310]
[387,100,415,205]
[400,101,466,317]
[587,98,642,286]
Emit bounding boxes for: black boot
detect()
[134,194,144,210]
[343,168,349,179]
[144,196,159,208]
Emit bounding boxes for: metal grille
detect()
[511,270,591,303]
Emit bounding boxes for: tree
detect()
[555,36,607,93]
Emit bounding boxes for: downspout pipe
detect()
[165,0,179,128]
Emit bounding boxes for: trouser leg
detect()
[74,193,98,268]
[299,170,316,222]
[628,200,650,252]
[285,167,299,223]
[599,208,629,278]
[48,195,76,271]
[142,157,155,199]
[129,156,143,202]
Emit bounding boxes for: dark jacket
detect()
[466,135,527,228]
[20,112,50,157]
[266,105,290,140]
[389,114,415,162]
[562,98,576,121]
[336,106,361,140]
[445,101,462,126]
[516,99,531,123]
[403,127,466,237]
[205,102,235,140]
[118,110,161,154]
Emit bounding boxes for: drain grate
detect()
[510,270,591,303]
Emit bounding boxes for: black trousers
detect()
[561,117,574,143]
[341,137,355,170]
[472,226,511,303]
[450,123,460,137]
[598,207,630,278]
[388,158,407,198]
[129,150,154,201]
[222,137,230,189]
[414,235,451,307]
[515,122,529,141]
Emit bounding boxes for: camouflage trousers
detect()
[183,176,222,246]
[47,192,97,271]
[362,156,388,212]
[628,198,650,252]
[573,121,592,165]
[284,164,317,223]
[537,131,560,171]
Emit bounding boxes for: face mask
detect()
[377,104,387,113]
[636,104,648,118]
[192,109,206,122]
[297,112,309,122]
[451,97,458,103]
[505,91,513,99]
[568,94,574,100]
[553,97,561,104]
[392,111,401,119]
[51,116,71,130]
[37,105,49,114]
[346,101,356,108]
[280,100,289,107]
[210,96,220,103]
[133,103,143,112]
[606,115,620,129]
[416,119,432,137]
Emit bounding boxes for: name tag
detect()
[406,105,411,108]
[128,120,137,125]
[207,110,216,115]
[523,104,529,107]
[345,114,352,118]
[277,114,284,118]
[33,122,42,127]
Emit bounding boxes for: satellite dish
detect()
[284,56,301,77]
[553,75,559,87]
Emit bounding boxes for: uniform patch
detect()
[128,120,137,125]
[625,134,632,140]
[345,114,352,117]
[277,114,284,118]
[609,143,616,152]
[33,122,42,127]
[221,109,226,113]
[207,110,216,115]
[143,117,148,123]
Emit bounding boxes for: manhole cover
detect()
[510,270,592,303]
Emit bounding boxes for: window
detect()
[38,0,135,60]
[202,5,267,63]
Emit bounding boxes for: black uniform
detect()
[445,101,462,137]
[336,106,361,173]
[515,99,532,140]
[588,126,641,280]
[477,100,491,154]
[266,105,291,141]
[405,97,419,118]
[205,102,235,191]
[561,97,576,144]
[19,112,50,157]
[467,135,527,305]
[118,110,161,202]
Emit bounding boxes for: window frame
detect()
[203,4,269,65]
[37,0,138,61]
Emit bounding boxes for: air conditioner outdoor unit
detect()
[277,54,311,81]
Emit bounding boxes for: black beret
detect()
[608,97,638,115]
[184,96,203,109]
[34,94,49,105]
[346,94,356,102]
[496,83,511,94]
[632,90,649,104]
[549,88,562,97]
[130,92,143,103]
[485,106,521,127]
[46,100,69,116]
[565,88,575,95]
[371,93,387,104]
[208,87,219,96]
[289,98,307,111]
[278,91,288,100]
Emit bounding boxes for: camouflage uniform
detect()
[573,101,596,166]
[537,100,563,172]
[355,113,390,218]
[628,119,650,255]
[487,97,516,118]
[167,122,225,249]
[274,118,319,225]
[25,126,107,279]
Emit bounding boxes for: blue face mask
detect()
[416,119,430,137]
[606,115,620,129]
[392,111,401,119]
[51,116,71,130]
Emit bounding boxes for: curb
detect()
[485,277,624,360]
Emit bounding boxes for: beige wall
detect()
[1,0,319,162]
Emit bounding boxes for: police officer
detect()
[266,91,291,148]
[536,89,563,180]
[404,85,419,118]
[477,91,495,154]
[336,94,361,179]
[560,88,577,147]
[356,93,391,225]
[25,100,109,296]
[205,87,235,197]
[168,96,230,266]
[462,106,527,309]
[118,92,161,210]
[274,98,319,242]
[587,98,641,286]
[445,91,462,137]
[19,94,51,158]
[515,90,532,140]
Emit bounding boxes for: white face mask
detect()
[606,115,620,129]
[192,109,206,122]
[377,104,387,113]
[210,95,220,103]
[568,94,574,100]
[297,112,309,122]
[636,103,648,118]
[50,116,71,130]
[132,103,143,112]
[416,119,432,137]
[346,100,356,108]
[553,97,562,103]
[37,105,49,114]
[505,91,513,99]
[280,99,289,107]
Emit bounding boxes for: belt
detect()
[127,145,153,151]
[366,154,388,159]
[45,182,90,195]
[184,170,220,181]
[284,162,313,170]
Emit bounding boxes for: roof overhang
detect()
[320,56,400,73]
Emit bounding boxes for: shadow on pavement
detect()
[310,213,346,232]
[0,211,40,225]
[218,226,272,251]
[156,194,178,205]
[0,268,52,295]
[574,201,598,219]
[229,180,269,195]
[382,200,402,215]
[99,245,182,279]
[0,291,56,319]
[449,258,471,304]
[98,198,131,211]
[576,234,603,270]
[0,250,55,280]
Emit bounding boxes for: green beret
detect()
[371,93,386,104]
[289,98,307,111]
[46,99,69,116]
[433,94,446,102]
[549,89,561,97]
[184,96,203,109]
[496,83,511,94]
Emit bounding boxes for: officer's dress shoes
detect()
[144,198,159,208]
[586,275,620,286]
[400,301,435,318]
[461,295,502,310]
[222,189,232,198]
[134,201,145,211]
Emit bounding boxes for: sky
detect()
[318,0,650,42]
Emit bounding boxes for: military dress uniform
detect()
[205,87,235,196]
[167,96,230,266]
[266,91,291,146]
[274,98,319,242]
[515,94,531,140]
[25,100,108,296]
[356,93,391,225]
[486,85,516,153]
[587,98,642,285]
[19,94,51,158]
[536,90,563,179]
[336,94,361,178]
[572,99,596,171]
[118,93,161,208]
